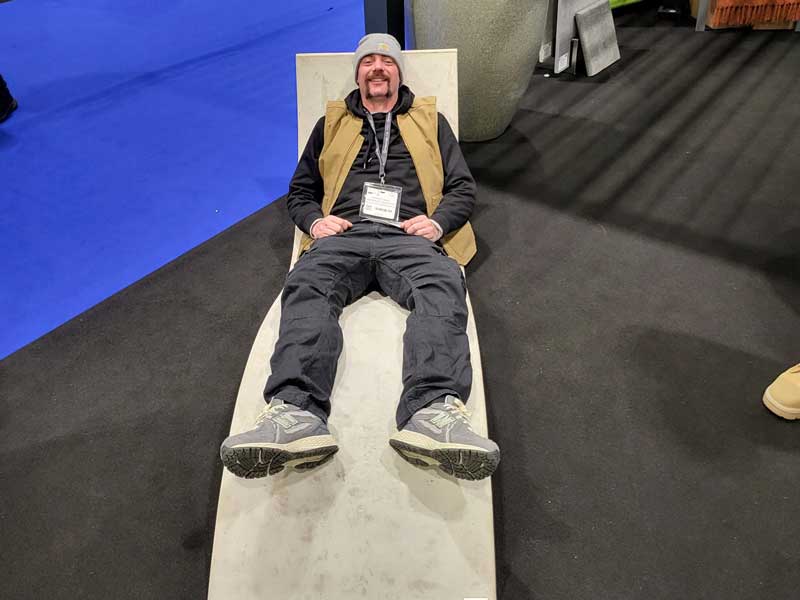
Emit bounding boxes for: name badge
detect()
[360,182,403,227]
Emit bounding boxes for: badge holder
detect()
[360,181,404,227]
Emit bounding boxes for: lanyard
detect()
[365,112,392,184]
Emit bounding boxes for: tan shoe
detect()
[763,364,800,420]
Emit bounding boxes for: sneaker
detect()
[389,395,500,481]
[0,98,17,123]
[220,398,338,478]
[763,364,800,420]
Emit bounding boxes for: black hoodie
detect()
[286,85,476,236]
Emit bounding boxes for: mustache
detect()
[363,70,395,99]
[365,85,394,100]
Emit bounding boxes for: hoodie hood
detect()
[345,85,415,118]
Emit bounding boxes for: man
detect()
[220,34,500,481]
[0,74,17,123]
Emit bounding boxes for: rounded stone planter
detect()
[411,0,548,141]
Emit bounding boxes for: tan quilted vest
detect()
[297,96,477,266]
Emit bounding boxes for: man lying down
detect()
[220,34,500,481]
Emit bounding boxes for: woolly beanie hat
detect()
[353,33,404,84]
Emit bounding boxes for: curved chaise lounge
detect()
[208,49,496,600]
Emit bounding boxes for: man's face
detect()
[356,53,400,103]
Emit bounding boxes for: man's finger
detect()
[330,215,352,227]
[321,219,341,233]
[401,215,422,231]
[410,225,431,237]
[408,219,429,234]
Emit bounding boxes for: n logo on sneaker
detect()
[421,421,443,435]
[283,422,312,434]
[429,412,455,429]
[272,412,312,434]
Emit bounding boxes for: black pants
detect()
[263,221,472,428]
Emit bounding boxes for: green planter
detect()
[412,0,549,141]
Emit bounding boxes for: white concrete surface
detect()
[208,49,496,600]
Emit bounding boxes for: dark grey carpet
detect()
[462,7,800,599]
[2,6,799,600]
[0,206,292,600]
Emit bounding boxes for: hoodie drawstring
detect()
[363,126,373,170]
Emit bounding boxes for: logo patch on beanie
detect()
[377,42,389,51]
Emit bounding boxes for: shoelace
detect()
[443,397,473,427]
[254,403,289,426]
[362,127,374,169]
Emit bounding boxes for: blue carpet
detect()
[0,1,364,359]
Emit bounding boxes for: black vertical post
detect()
[363,0,405,49]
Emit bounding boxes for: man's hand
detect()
[311,215,353,239]
[402,215,443,241]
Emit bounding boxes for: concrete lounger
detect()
[208,49,496,600]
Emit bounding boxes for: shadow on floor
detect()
[623,326,800,457]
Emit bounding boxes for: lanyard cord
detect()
[365,112,393,184]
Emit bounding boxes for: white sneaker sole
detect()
[221,435,338,478]
[389,430,500,481]
[763,388,800,420]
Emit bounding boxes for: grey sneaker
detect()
[389,395,500,481]
[220,398,338,478]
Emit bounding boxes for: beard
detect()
[365,78,394,100]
